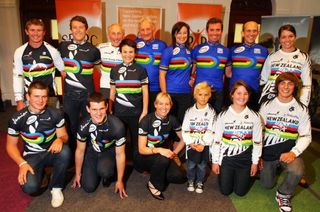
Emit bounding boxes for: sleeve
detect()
[7,112,22,137]
[138,115,149,136]
[76,121,88,142]
[260,54,272,86]
[191,45,198,62]
[299,53,312,106]
[171,116,182,132]
[211,113,224,164]
[93,47,101,65]
[13,46,25,102]
[202,110,216,146]
[181,108,193,145]
[46,42,64,71]
[110,66,117,85]
[258,102,268,125]
[52,109,65,128]
[291,107,312,156]
[159,47,171,72]
[139,65,149,85]
[111,116,126,147]
[225,47,232,66]
[251,113,263,164]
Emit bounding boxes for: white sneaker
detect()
[187,181,195,192]
[51,188,64,208]
[195,183,203,194]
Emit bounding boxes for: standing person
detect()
[135,16,167,112]
[211,80,262,196]
[72,93,128,198]
[6,81,70,208]
[260,24,312,106]
[13,18,64,111]
[229,21,268,110]
[135,92,187,200]
[97,23,124,100]
[159,21,192,123]
[182,82,216,193]
[191,17,230,113]
[59,15,101,152]
[109,38,148,158]
[259,72,311,212]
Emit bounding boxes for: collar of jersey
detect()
[243,43,257,48]
[28,106,46,115]
[155,112,169,121]
[122,62,133,67]
[72,40,86,45]
[92,116,108,125]
[207,41,219,46]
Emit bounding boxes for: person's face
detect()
[26,24,45,45]
[175,26,188,45]
[155,97,172,118]
[206,23,223,43]
[121,45,135,64]
[242,22,259,45]
[195,89,211,108]
[231,85,249,107]
[278,80,295,100]
[109,25,124,47]
[279,30,296,52]
[71,20,87,43]
[86,101,107,124]
[139,21,154,41]
[26,89,48,113]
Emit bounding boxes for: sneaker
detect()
[187,181,195,192]
[195,182,203,194]
[275,190,292,212]
[51,188,64,208]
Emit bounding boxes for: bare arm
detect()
[72,140,86,188]
[159,70,167,93]
[139,85,148,122]
[172,131,185,155]
[109,85,116,114]
[138,135,174,158]
[114,144,128,199]
[48,126,68,154]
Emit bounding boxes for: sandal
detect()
[147,181,164,200]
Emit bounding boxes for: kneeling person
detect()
[72,93,128,199]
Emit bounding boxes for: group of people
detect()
[6,15,312,212]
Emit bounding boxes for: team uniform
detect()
[77,115,126,192]
[229,43,268,110]
[135,112,187,191]
[97,42,123,99]
[7,107,70,193]
[182,103,216,187]
[13,41,64,102]
[160,44,192,122]
[192,42,230,112]
[211,106,262,196]
[58,40,101,152]
[259,98,311,196]
[259,49,312,106]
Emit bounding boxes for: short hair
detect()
[25,18,45,31]
[87,92,107,107]
[229,80,251,101]
[206,17,223,31]
[171,21,190,49]
[108,23,124,35]
[242,21,258,31]
[194,82,212,98]
[27,81,49,95]
[69,15,88,30]
[278,24,296,38]
[119,38,137,53]
[154,92,173,106]
[275,72,301,98]
[138,16,155,30]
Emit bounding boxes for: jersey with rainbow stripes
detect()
[138,112,181,148]
[8,107,65,156]
[159,45,192,93]
[230,43,268,92]
[211,106,262,165]
[110,62,148,116]
[135,38,167,92]
[259,98,311,161]
[192,42,230,92]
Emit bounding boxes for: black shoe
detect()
[298,180,309,188]
[102,177,111,187]
[146,183,164,200]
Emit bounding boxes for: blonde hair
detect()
[154,92,173,106]
[108,23,125,34]
[194,82,212,98]
[138,16,155,30]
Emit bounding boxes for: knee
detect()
[98,168,114,179]
[57,145,71,162]
[156,155,170,168]
[287,159,304,177]
[22,181,40,195]
[220,188,232,196]
[82,183,98,193]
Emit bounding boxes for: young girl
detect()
[211,80,262,196]
[182,82,216,193]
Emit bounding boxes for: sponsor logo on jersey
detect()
[138,128,144,134]
[40,117,51,121]
[8,128,16,135]
[199,46,209,53]
[118,67,127,74]
[26,115,37,125]
[116,137,126,146]
[89,124,97,132]
[152,120,161,128]
[173,47,180,55]
[68,44,77,51]
[152,44,159,50]
[137,41,145,48]
[217,48,223,54]
[254,48,261,54]
[12,111,28,125]
[234,46,245,53]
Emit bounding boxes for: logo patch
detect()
[137,41,145,49]
[138,128,144,134]
[118,67,127,74]
[234,46,245,53]
[254,48,261,54]
[199,46,209,53]
[89,124,97,132]
[217,48,223,54]
[26,115,37,125]
[152,120,161,128]
[173,47,180,55]
[152,44,159,50]
[67,44,77,51]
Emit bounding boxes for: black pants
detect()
[135,153,187,191]
[169,93,192,123]
[149,91,160,113]
[81,147,115,193]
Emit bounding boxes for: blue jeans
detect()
[187,159,207,184]
[22,144,71,195]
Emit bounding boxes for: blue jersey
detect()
[192,42,230,92]
[230,43,268,92]
[159,45,191,93]
[135,38,167,92]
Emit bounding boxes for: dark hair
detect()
[70,15,88,30]
[28,81,49,95]
[275,72,301,99]
[206,17,223,31]
[229,80,251,101]
[278,24,296,38]
[87,92,107,107]
[119,38,137,53]
[25,18,45,31]
[171,21,190,48]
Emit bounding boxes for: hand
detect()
[195,144,205,152]
[189,143,198,150]
[61,71,66,78]
[258,159,264,170]
[48,139,63,154]
[18,163,34,185]
[158,148,175,159]
[114,180,128,199]
[188,78,195,87]
[250,164,258,176]
[16,101,25,111]
[280,151,297,164]
[71,174,81,188]
[212,163,220,175]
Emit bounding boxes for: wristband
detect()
[19,161,27,167]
